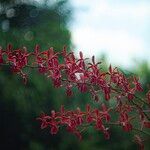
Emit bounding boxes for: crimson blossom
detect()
[0,44,150,149]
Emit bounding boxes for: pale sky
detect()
[70,0,150,68]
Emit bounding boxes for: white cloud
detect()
[90,1,150,21]
[71,0,150,67]
[72,27,144,67]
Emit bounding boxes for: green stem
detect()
[133,128,150,136]
[130,100,150,121]
[79,123,150,137]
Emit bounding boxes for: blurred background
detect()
[0,0,150,149]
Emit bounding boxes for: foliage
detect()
[0,1,73,149]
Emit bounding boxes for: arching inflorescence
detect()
[0,44,150,149]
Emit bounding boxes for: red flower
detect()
[133,77,143,92]
[143,121,150,128]
[103,85,111,101]
[74,107,84,125]
[37,113,49,129]
[119,113,133,132]
[50,125,59,135]
[85,104,94,123]
[100,103,111,122]
[127,93,134,101]
[146,90,150,104]
[76,51,86,69]
[0,48,4,64]
[76,73,88,93]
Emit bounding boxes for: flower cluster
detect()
[0,44,148,102]
[37,104,112,140]
[0,44,150,149]
[37,103,150,140]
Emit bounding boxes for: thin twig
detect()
[133,128,150,136]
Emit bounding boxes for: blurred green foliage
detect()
[0,0,150,150]
[0,0,72,149]
[0,0,71,50]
